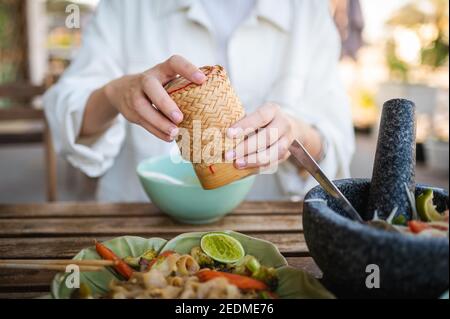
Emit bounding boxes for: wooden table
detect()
[0,201,320,299]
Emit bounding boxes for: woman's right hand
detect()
[87,55,206,142]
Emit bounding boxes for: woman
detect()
[44,0,354,202]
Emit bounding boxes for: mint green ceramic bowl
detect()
[137,155,255,224]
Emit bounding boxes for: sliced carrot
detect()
[95,241,134,279]
[196,270,268,291]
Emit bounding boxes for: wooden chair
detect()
[0,83,57,201]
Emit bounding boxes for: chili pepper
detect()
[95,241,134,280]
[196,270,268,291]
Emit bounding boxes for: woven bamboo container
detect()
[164,65,257,190]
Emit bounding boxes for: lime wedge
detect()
[416,189,446,222]
[200,233,245,264]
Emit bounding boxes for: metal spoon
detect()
[289,140,398,232]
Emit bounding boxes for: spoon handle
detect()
[289,140,363,223]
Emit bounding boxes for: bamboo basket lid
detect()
[165,65,257,189]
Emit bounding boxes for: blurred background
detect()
[0,0,448,202]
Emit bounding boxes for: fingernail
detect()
[235,158,246,168]
[227,128,236,138]
[170,111,183,123]
[225,150,235,161]
[227,127,238,138]
[192,71,206,83]
[169,127,179,138]
[279,139,289,152]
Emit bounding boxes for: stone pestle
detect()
[367,99,416,220]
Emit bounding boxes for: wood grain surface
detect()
[0,201,320,299]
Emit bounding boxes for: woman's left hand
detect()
[225,103,302,170]
[226,103,324,170]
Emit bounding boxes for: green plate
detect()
[51,232,334,299]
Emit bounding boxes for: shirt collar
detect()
[157,0,292,33]
[255,0,291,32]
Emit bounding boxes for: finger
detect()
[134,115,174,143]
[227,128,275,161]
[155,55,206,85]
[259,150,291,174]
[235,135,290,169]
[133,93,180,139]
[141,75,184,124]
[228,115,289,160]
[228,103,280,139]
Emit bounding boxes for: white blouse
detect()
[200,0,256,69]
[44,0,355,202]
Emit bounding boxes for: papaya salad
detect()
[72,233,279,299]
[374,188,449,238]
